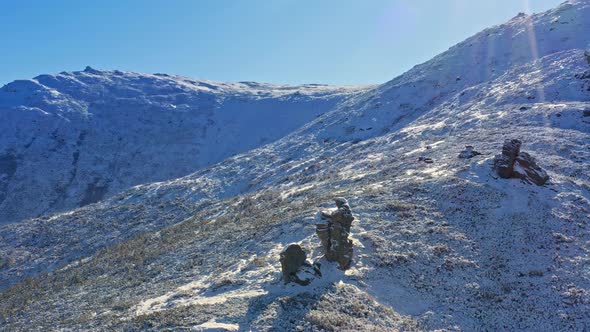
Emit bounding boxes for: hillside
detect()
[0,70,367,224]
[1,1,589,331]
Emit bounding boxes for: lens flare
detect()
[523,0,545,102]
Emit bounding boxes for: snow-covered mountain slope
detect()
[299,0,590,143]
[0,70,368,224]
[1,1,590,331]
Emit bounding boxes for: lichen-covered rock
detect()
[316,198,355,269]
[279,244,321,285]
[493,139,549,185]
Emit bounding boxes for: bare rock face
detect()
[316,198,355,269]
[279,244,321,286]
[493,139,549,185]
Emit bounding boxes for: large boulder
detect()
[316,198,355,269]
[513,152,550,186]
[493,139,549,185]
[279,244,321,286]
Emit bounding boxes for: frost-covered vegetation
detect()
[1,1,590,331]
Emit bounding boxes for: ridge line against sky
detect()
[0,0,564,86]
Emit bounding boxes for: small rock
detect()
[458,145,482,159]
[418,156,434,163]
[291,261,322,286]
[583,110,590,117]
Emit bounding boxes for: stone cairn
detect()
[493,139,549,186]
[279,197,355,285]
[316,197,355,270]
[279,244,321,286]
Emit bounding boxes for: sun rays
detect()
[523,0,547,102]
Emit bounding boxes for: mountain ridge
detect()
[0,68,370,224]
[1,1,589,330]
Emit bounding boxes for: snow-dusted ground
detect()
[1,1,589,331]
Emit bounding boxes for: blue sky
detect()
[0,0,564,85]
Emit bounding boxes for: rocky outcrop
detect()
[279,244,321,286]
[316,198,355,269]
[493,139,549,185]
